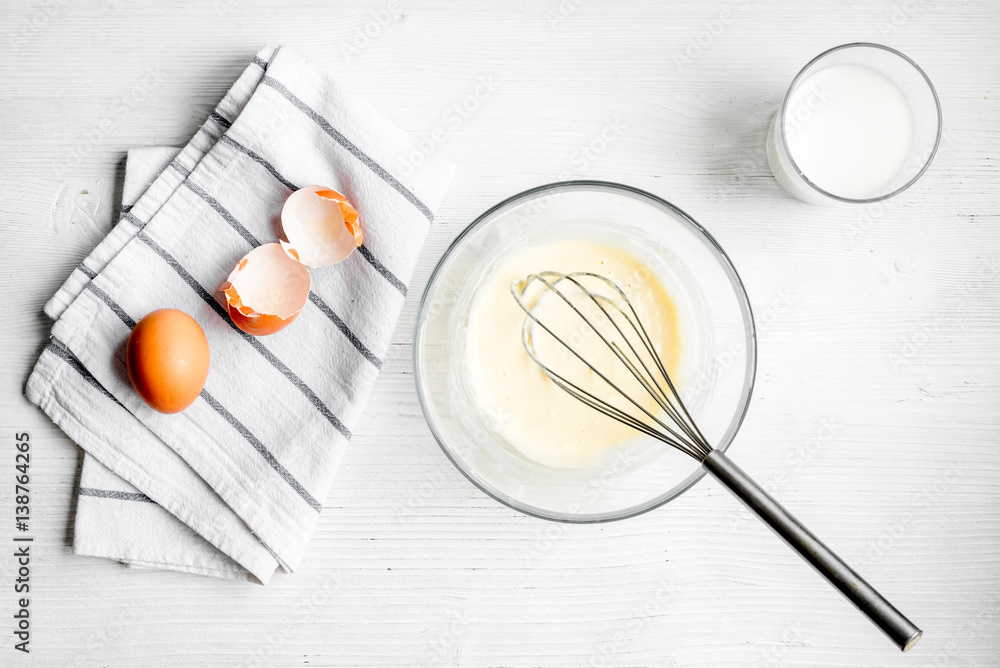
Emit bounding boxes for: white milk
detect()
[781,63,914,199]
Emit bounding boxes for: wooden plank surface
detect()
[1,0,998,666]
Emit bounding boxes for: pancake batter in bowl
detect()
[464,238,684,469]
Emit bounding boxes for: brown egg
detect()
[126,309,210,413]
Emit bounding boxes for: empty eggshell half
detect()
[220,243,311,336]
[280,186,362,268]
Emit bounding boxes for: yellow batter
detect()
[464,239,682,468]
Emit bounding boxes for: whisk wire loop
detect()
[510,270,712,460]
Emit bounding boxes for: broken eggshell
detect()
[280,186,362,268]
[219,187,361,336]
[220,243,311,336]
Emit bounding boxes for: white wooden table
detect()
[2,1,998,666]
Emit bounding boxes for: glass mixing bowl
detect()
[413,181,756,522]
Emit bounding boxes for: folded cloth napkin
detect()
[73,147,264,581]
[27,45,454,583]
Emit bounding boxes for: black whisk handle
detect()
[702,449,922,652]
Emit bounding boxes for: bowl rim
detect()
[413,179,757,523]
[776,42,943,204]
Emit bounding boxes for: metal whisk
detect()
[511,270,922,652]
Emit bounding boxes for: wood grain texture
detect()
[1,0,998,666]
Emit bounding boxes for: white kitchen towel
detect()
[27,44,454,578]
[72,147,263,582]
[76,455,256,581]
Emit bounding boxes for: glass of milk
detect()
[766,43,942,205]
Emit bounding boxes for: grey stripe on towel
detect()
[220,134,296,191]
[183,180,262,248]
[79,487,156,504]
[210,110,233,129]
[46,342,124,407]
[170,159,192,178]
[200,390,322,512]
[85,283,137,329]
[260,75,434,222]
